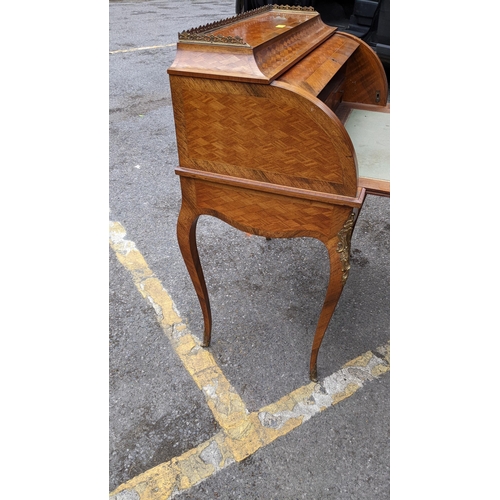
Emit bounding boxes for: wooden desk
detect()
[168,5,389,381]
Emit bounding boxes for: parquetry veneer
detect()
[168,4,389,381]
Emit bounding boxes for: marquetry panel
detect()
[253,15,334,79]
[339,33,389,106]
[192,178,352,240]
[169,6,335,83]
[277,34,359,96]
[210,9,318,47]
[184,89,343,182]
[170,76,358,197]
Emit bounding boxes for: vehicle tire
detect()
[241,0,314,12]
[235,0,245,14]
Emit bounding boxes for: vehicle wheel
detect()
[235,0,245,14]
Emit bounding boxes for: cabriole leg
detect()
[309,212,355,381]
[176,203,212,347]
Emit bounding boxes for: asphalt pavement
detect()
[109,1,390,498]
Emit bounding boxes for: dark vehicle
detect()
[235,0,389,68]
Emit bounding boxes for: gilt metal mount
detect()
[337,212,355,285]
[178,4,315,45]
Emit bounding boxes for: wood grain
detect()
[170,75,359,197]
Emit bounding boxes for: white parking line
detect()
[109,43,176,54]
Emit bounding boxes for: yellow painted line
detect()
[109,43,176,54]
[109,221,252,435]
[110,347,389,499]
[109,221,390,499]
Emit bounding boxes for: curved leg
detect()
[309,212,355,381]
[177,202,212,346]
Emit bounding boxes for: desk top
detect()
[343,107,390,195]
[190,8,318,48]
[168,5,336,83]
